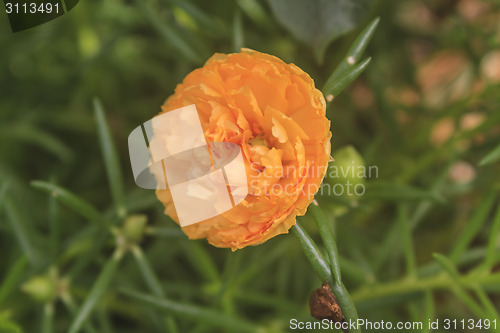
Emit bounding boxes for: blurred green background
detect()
[1,0,500,332]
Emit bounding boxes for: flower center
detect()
[248,135,267,147]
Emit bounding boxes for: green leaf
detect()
[323,57,371,98]
[48,179,61,262]
[433,254,486,319]
[432,253,460,280]
[62,295,99,333]
[42,304,54,333]
[31,181,108,227]
[449,189,496,263]
[474,287,500,319]
[422,291,435,333]
[268,0,375,62]
[397,204,416,277]
[373,167,449,272]
[235,240,289,286]
[180,241,219,283]
[232,9,244,53]
[322,17,379,95]
[233,289,301,314]
[146,227,185,238]
[363,181,445,202]
[67,232,109,280]
[330,283,361,333]
[479,142,500,166]
[484,203,500,270]
[290,221,332,283]
[166,0,227,36]
[132,246,164,298]
[131,246,179,333]
[339,257,374,284]
[308,205,361,333]
[93,98,126,219]
[0,181,9,215]
[135,0,204,65]
[0,256,28,306]
[4,198,39,264]
[120,289,259,332]
[309,204,342,285]
[236,0,272,29]
[0,124,73,162]
[68,250,123,333]
[0,313,22,333]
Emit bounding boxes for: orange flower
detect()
[155,49,331,250]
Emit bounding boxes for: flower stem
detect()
[309,204,361,333]
[290,221,332,283]
[309,204,342,285]
[292,213,360,332]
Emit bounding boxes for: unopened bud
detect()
[328,145,366,198]
[21,275,57,303]
[123,215,148,242]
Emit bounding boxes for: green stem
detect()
[473,286,500,320]
[397,204,416,278]
[31,181,108,228]
[309,204,342,285]
[132,246,179,333]
[0,256,28,306]
[120,289,260,333]
[61,294,99,333]
[483,202,500,270]
[421,291,434,333]
[449,189,497,263]
[4,197,38,264]
[93,98,127,219]
[290,221,332,283]
[42,303,54,333]
[68,249,123,333]
[132,246,165,297]
[352,272,500,305]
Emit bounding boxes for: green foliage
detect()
[480,143,500,166]
[68,250,123,333]
[322,17,379,97]
[0,312,22,333]
[268,0,375,62]
[94,98,127,219]
[1,0,500,332]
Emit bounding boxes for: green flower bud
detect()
[327,145,367,199]
[123,214,148,242]
[21,275,57,303]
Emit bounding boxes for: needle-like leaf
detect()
[93,98,126,219]
[449,189,497,263]
[479,142,500,166]
[31,181,108,227]
[290,221,332,283]
[0,256,28,307]
[322,17,380,97]
[121,289,260,332]
[68,250,123,333]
